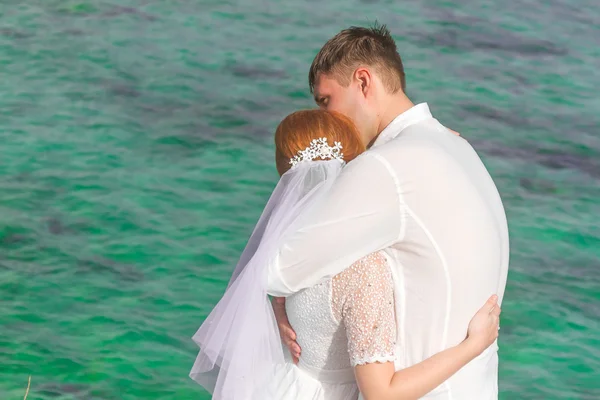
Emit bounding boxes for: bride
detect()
[190,109,501,400]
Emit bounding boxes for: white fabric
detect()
[268,103,510,400]
[332,252,397,367]
[190,160,345,400]
[260,251,395,400]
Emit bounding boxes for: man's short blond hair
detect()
[309,23,406,94]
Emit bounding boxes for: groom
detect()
[268,24,509,399]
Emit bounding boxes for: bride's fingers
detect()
[485,295,499,313]
[492,315,500,330]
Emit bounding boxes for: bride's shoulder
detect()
[333,251,391,290]
[331,252,394,320]
[352,251,388,271]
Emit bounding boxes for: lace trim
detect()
[351,353,396,366]
[289,137,344,168]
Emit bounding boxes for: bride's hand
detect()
[465,295,501,354]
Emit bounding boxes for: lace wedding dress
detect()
[257,252,397,400]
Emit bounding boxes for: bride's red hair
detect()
[274,110,365,176]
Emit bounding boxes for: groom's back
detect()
[373,119,509,399]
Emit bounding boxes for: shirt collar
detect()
[371,103,433,148]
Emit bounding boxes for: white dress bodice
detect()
[286,279,351,372]
[259,252,396,400]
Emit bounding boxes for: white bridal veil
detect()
[190,159,344,399]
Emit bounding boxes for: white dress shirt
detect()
[268,103,509,399]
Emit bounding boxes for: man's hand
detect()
[449,129,461,136]
[271,297,301,363]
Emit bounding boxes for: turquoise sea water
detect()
[1,0,598,399]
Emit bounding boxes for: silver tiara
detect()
[289,138,344,168]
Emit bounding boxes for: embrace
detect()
[190,24,509,400]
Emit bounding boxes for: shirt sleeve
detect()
[337,252,397,366]
[267,153,402,297]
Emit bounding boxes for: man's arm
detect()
[267,153,403,296]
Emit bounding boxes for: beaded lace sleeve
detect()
[332,252,397,367]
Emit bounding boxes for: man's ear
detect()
[354,67,372,97]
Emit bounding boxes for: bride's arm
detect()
[341,254,500,400]
[355,296,500,400]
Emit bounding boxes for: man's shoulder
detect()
[341,150,390,176]
[367,125,475,179]
[335,149,400,188]
[376,121,441,149]
[367,131,440,163]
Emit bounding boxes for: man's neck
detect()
[375,92,415,136]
